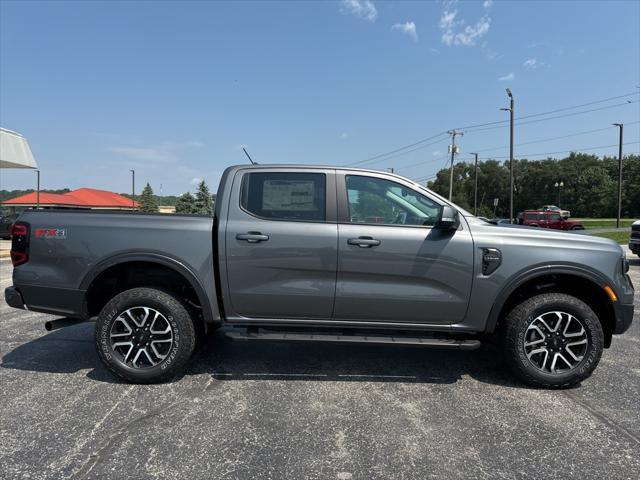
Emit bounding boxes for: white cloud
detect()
[523,57,545,69]
[432,151,441,157]
[108,141,203,163]
[190,177,203,185]
[341,0,377,22]
[391,21,418,42]
[439,4,491,47]
[340,132,349,139]
[498,72,515,81]
[483,0,493,8]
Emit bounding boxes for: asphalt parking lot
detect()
[1,253,639,480]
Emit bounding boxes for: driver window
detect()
[346,175,440,226]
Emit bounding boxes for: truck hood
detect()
[466,217,622,254]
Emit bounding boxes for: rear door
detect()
[222,168,338,321]
[333,171,474,325]
[547,212,563,229]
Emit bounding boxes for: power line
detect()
[400,155,448,171]
[481,140,640,160]
[346,132,447,167]
[357,138,448,167]
[472,120,640,155]
[463,100,640,134]
[346,91,639,167]
[453,91,639,131]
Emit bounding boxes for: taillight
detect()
[10,222,30,267]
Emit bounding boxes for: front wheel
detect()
[95,287,197,383]
[502,293,603,388]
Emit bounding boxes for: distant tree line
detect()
[174,180,215,215]
[426,153,640,218]
[136,180,215,215]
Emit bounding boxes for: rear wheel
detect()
[95,287,197,383]
[502,293,603,388]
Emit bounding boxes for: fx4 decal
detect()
[35,228,67,239]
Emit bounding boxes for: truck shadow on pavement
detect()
[1,324,530,388]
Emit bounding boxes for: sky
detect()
[1,0,639,196]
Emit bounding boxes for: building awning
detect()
[0,128,38,169]
[1,188,139,209]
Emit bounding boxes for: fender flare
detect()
[79,251,216,324]
[485,263,612,333]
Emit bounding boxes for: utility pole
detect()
[501,88,514,223]
[447,130,463,201]
[387,168,394,173]
[130,169,136,210]
[35,170,40,209]
[613,123,623,228]
[470,153,479,216]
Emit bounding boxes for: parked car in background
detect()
[541,205,571,218]
[630,220,640,257]
[520,210,584,230]
[0,214,18,239]
[494,218,512,225]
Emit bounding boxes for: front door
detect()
[333,172,474,325]
[223,168,338,320]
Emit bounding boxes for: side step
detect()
[225,329,481,350]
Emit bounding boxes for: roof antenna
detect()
[242,147,257,165]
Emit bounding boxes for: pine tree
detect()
[194,180,213,215]
[139,182,158,213]
[175,192,197,214]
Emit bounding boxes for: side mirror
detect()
[435,205,460,230]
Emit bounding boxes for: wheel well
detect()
[496,273,615,347]
[85,261,203,328]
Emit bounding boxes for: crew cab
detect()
[4,165,634,387]
[541,205,571,218]
[520,210,584,230]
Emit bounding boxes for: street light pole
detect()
[500,89,515,223]
[130,169,135,210]
[470,153,479,216]
[447,130,463,201]
[613,123,623,228]
[35,170,40,210]
[554,181,564,206]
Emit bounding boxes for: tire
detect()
[502,293,603,388]
[95,287,197,384]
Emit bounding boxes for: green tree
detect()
[175,192,197,214]
[194,180,213,215]
[138,182,158,213]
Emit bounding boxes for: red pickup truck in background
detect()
[520,210,584,230]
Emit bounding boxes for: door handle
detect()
[347,236,381,248]
[236,232,269,243]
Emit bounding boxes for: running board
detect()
[225,329,481,350]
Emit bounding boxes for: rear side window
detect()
[241,172,326,221]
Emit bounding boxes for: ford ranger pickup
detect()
[4,165,635,386]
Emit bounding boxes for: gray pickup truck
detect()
[5,165,635,387]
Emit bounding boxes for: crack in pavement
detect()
[562,390,640,446]
[68,376,219,480]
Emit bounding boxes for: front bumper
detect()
[629,239,640,254]
[4,286,26,310]
[613,302,634,335]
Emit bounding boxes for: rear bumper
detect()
[613,303,634,335]
[5,284,86,318]
[4,286,26,309]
